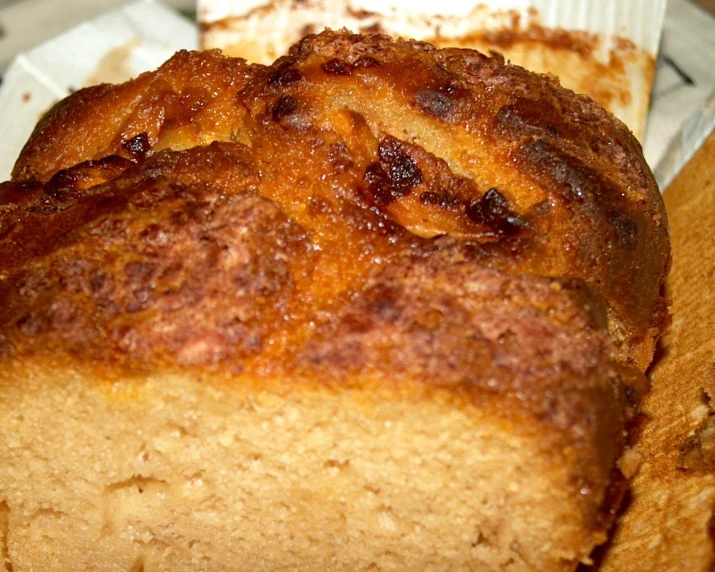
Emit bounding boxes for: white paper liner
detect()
[200,0,665,56]
[0,0,197,181]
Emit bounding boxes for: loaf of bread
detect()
[0,31,669,571]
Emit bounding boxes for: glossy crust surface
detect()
[0,31,670,567]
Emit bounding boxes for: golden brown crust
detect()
[11,50,258,183]
[0,31,670,559]
[5,32,669,368]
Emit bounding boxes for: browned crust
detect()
[11,50,258,183]
[11,32,669,367]
[0,31,670,555]
[248,31,670,370]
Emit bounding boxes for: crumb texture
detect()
[0,370,609,571]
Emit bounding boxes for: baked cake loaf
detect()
[0,31,669,571]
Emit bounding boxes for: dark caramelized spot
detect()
[419,191,461,210]
[364,162,396,206]
[267,64,303,87]
[495,98,570,140]
[466,188,528,236]
[377,136,423,192]
[38,155,131,209]
[353,56,380,68]
[43,171,81,202]
[321,58,352,76]
[363,137,425,207]
[546,124,561,137]
[329,142,354,173]
[521,139,591,203]
[611,213,638,251]
[122,132,151,160]
[272,96,299,121]
[415,89,454,119]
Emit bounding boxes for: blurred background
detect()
[0,0,196,73]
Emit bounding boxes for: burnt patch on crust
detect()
[122,132,152,161]
[377,136,423,191]
[494,97,573,140]
[272,96,299,121]
[46,156,133,197]
[364,163,398,206]
[43,175,80,204]
[519,139,597,203]
[415,88,456,120]
[363,136,423,207]
[466,188,528,237]
[329,142,355,174]
[358,137,534,241]
[321,58,352,76]
[516,139,649,254]
[267,64,303,87]
[413,80,471,123]
[19,156,135,216]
